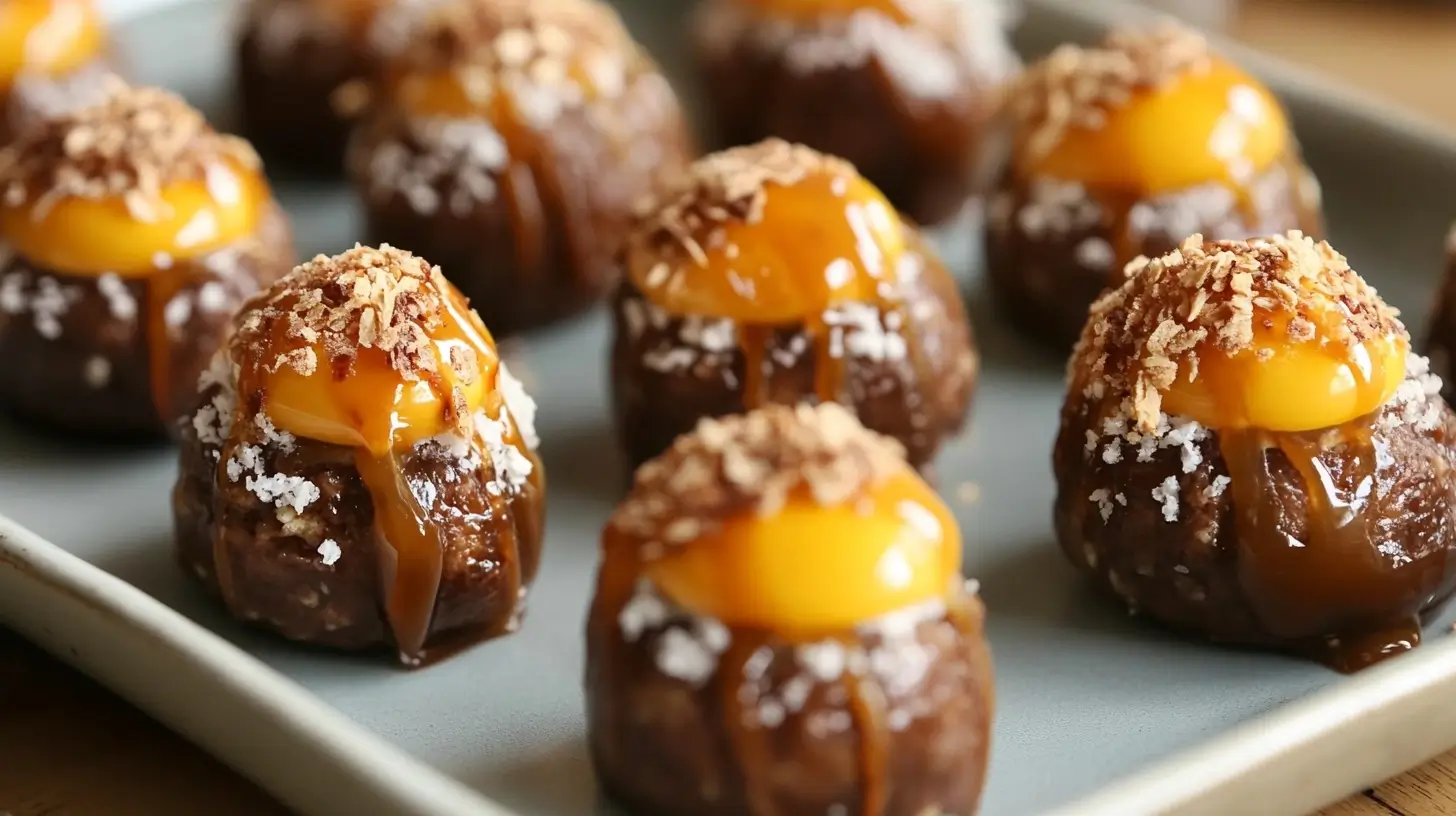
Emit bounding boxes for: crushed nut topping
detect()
[1008,23,1213,165]
[0,76,260,220]
[1072,231,1405,432]
[608,402,907,557]
[624,139,853,282]
[365,0,640,115]
[228,244,485,441]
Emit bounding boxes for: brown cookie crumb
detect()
[623,138,853,283]
[1008,23,1212,166]
[1072,231,1406,432]
[0,76,260,220]
[608,402,908,558]
[230,244,480,389]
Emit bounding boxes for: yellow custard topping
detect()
[630,163,906,323]
[647,464,961,633]
[1162,300,1408,433]
[262,284,497,456]
[0,0,103,90]
[0,157,269,276]
[1023,58,1288,197]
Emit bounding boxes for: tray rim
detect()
[6,1,1456,815]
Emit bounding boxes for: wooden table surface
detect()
[8,1,1456,815]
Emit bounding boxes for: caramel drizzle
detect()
[1219,416,1439,672]
[215,293,534,666]
[736,237,934,418]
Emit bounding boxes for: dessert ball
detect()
[588,403,993,816]
[173,245,545,666]
[611,139,977,474]
[235,0,384,172]
[1,0,114,141]
[0,78,294,437]
[988,25,1324,352]
[692,0,1018,227]
[1425,222,1456,401]
[1054,232,1456,672]
[347,0,693,336]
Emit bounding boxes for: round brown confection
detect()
[346,0,694,336]
[1054,232,1456,671]
[610,140,977,475]
[587,404,994,816]
[0,79,295,437]
[691,0,1019,227]
[1424,222,1456,402]
[173,245,545,664]
[986,25,1324,354]
[235,0,382,173]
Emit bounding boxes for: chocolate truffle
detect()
[173,245,545,666]
[611,139,977,474]
[0,78,294,436]
[988,25,1323,352]
[588,403,993,815]
[1055,232,1456,672]
[347,0,694,335]
[693,0,1018,226]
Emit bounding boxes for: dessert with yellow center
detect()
[611,139,977,474]
[0,0,112,140]
[235,0,392,172]
[587,402,993,816]
[173,244,545,667]
[987,24,1325,352]
[346,0,692,335]
[1054,231,1456,673]
[691,0,1019,226]
[0,77,294,437]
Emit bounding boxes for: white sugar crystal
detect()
[318,539,342,566]
[96,273,137,321]
[618,579,669,641]
[1152,476,1180,522]
[797,640,847,681]
[497,362,539,450]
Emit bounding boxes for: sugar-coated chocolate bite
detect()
[988,25,1324,352]
[346,0,693,336]
[611,139,977,474]
[692,0,1018,227]
[1425,222,1456,401]
[0,78,294,436]
[173,245,544,667]
[1055,232,1456,672]
[235,0,386,173]
[587,403,993,816]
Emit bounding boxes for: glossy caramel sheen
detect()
[247,279,521,663]
[737,0,914,25]
[631,167,906,323]
[1162,306,1408,433]
[263,290,494,456]
[1022,59,1289,196]
[0,159,270,277]
[643,466,961,633]
[0,0,103,90]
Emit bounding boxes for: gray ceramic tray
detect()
[7,1,1456,814]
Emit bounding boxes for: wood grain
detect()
[7,2,1456,816]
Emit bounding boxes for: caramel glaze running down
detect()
[1219,416,1451,672]
[214,290,543,666]
[586,549,994,816]
[1056,393,1456,674]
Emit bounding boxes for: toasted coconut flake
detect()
[1071,231,1405,432]
[0,76,259,218]
[608,403,907,557]
[623,139,853,283]
[229,244,480,388]
[1008,23,1213,166]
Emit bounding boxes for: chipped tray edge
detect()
[0,512,520,816]
[16,2,1456,815]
